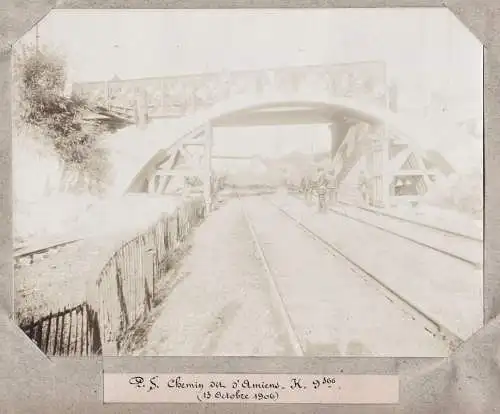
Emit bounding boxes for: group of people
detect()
[299,168,338,213]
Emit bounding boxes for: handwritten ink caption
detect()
[104,374,399,404]
[128,375,339,402]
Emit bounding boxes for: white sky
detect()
[18,8,482,103]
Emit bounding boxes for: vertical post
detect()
[147,174,157,194]
[135,88,149,129]
[369,125,390,208]
[328,123,338,161]
[203,123,214,212]
[380,128,391,207]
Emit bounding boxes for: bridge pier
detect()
[147,174,157,194]
[328,119,351,161]
[134,89,149,129]
[367,126,391,208]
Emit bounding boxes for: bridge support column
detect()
[367,126,390,208]
[203,123,214,212]
[147,175,155,193]
[328,118,351,161]
[134,89,149,129]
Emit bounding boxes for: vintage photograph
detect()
[12,8,483,358]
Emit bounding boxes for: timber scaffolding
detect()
[18,196,206,356]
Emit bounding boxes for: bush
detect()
[14,45,110,193]
[423,169,483,219]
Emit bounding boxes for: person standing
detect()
[317,184,327,212]
[326,174,338,206]
[358,171,368,204]
[304,175,312,202]
[315,168,328,213]
[300,176,306,196]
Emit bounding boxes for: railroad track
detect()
[14,237,83,263]
[264,196,463,353]
[291,192,481,268]
[330,200,482,268]
[237,192,305,356]
[338,200,482,242]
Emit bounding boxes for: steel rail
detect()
[267,197,463,353]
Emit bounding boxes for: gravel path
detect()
[273,193,483,341]
[136,197,293,356]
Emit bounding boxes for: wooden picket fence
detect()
[20,302,102,356]
[19,196,206,356]
[95,196,206,354]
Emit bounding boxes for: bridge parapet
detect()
[73,61,388,119]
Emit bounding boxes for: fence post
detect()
[92,310,103,355]
[66,310,73,356]
[114,258,129,333]
[45,313,52,354]
[85,304,90,356]
[53,311,60,355]
[135,239,141,320]
[59,308,66,356]
[80,305,85,356]
[152,251,158,302]
[73,308,79,355]
[29,316,35,339]
[36,321,43,350]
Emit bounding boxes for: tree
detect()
[423,168,483,219]
[13,45,110,194]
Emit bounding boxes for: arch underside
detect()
[124,94,469,204]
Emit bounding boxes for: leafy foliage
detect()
[14,45,110,193]
[423,168,483,219]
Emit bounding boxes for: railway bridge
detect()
[73,62,463,210]
[121,92,456,210]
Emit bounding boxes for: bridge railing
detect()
[94,196,206,355]
[73,61,388,119]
